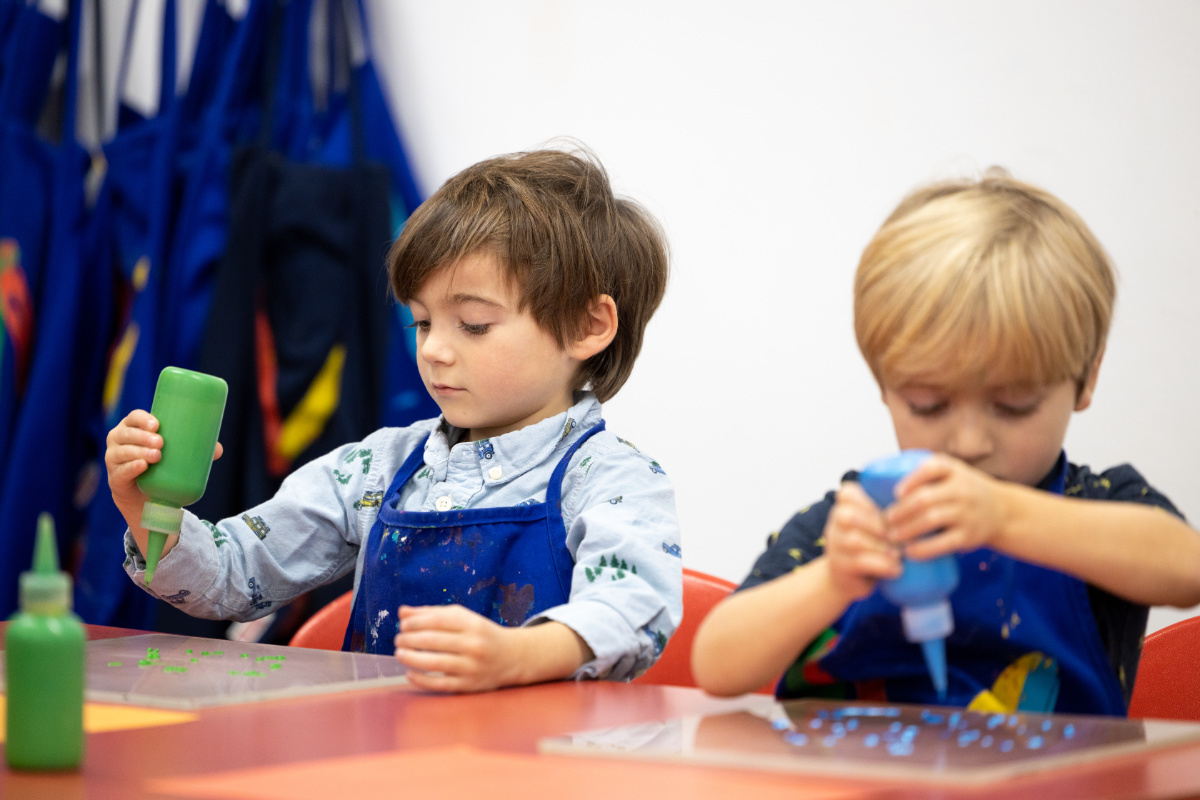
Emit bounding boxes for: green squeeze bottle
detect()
[5,513,86,770]
[137,367,228,585]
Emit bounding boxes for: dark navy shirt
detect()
[740,461,1186,705]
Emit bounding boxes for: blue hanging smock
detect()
[344,422,605,653]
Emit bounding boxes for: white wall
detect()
[364,1,1200,633]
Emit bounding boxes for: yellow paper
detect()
[0,695,196,741]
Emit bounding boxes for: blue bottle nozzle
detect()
[859,450,958,702]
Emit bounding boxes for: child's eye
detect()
[909,402,947,417]
[995,402,1038,418]
[460,322,490,336]
[405,320,431,332]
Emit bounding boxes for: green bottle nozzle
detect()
[20,512,72,615]
[141,500,185,586]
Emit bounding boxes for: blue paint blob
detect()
[771,718,789,731]
[921,709,945,725]
[846,719,859,731]
[832,722,846,735]
[887,740,915,757]
[823,735,839,747]
[981,735,994,747]
[1041,719,1053,732]
[784,732,809,746]
[1027,736,1045,750]
[809,718,824,730]
[987,714,1005,729]
[889,721,903,733]
[1000,739,1014,753]
[864,733,880,748]
[1064,724,1076,738]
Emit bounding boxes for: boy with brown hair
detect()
[107,147,681,692]
[693,170,1200,714]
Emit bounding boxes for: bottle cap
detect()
[18,513,72,615]
[900,599,954,642]
[859,450,933,509]
[141,499,184,533]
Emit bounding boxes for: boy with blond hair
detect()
[693,170,1200,714]
[107,147,681,692]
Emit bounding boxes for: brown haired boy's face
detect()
[880,370,1095,488]
[406,252,581,442]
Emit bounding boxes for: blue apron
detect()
[807,453,1128,715]
[343,422,605,654]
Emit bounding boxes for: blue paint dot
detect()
[810,718,823,730]
[887,740,915,757]
[1027,736,1044,750]
[1042,719,1052,732]
[921,710,945,725]
[846,719,859,731]
[823,735,839,747]
[948,712,962,728]
[771,718,789,731]
[832,722,846,735]
[889,721,903,733]
[1000,740,1014,752]
[784,732,809,746]
[981,735,993,747]
[1063,724,1075,738]
[864,733,880,748]
[1008,715,1020,727]
[987,714,1005,729]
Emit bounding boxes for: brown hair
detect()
[388,146,669,402]
[854,169,1115,395]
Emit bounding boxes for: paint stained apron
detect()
[344,422,604,653]
[805,453,1128,715]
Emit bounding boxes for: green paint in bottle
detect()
[137,367,228,585]
[5,513,86,770]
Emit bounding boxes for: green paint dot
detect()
[201,651,209,656]
[256,655,265,662]
[185,649,192,654]
[230,670,239,675]
[270,663,282,670]
[107,661,122,667]
[243,670,264,677]
[212,651,224,655]
[190,658,198,662]
[138,659,154,667]
[240,653,251,659]
[163,666,188,674]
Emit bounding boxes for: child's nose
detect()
[946,411,993,463]
[418,327,453,365]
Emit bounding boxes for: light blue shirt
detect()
[124,393,683,680]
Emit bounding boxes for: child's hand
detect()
[105,410,223,525]
[823,481,903,601]
[393,605,531,693]
[886,454,1012,559]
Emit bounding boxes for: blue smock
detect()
[812,455,1128,715]
[344,422,605,654]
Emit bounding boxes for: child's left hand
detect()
[885,454,1015,559]
[393,604,528,693]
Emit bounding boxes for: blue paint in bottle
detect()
[858,450,958,700]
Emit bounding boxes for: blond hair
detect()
[854,170,1115,394]
[389,147,669,402]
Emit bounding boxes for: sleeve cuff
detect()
[529,600,651,681]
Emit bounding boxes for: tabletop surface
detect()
[3,623,1200,800]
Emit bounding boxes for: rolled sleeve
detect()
[528,433,683,681]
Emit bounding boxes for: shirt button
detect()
[435,495,452,511]
[488,466,503,481]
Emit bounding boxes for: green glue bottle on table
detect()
[138,367,228,585]
[5,513,86,770]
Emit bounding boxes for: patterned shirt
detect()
[124,393,683,680]
[740,460,1186,705]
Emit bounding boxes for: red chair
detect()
[288,569,774,695]
[1128,615,1200,721]
[289,590,354,650]
[633,567,774,694]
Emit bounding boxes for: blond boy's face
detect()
[880,365,1099,488]
[407,252,579,442]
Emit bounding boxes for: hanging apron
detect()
[343,422,605,654]
[799,454,1128,715]
[0,0,107,618]
[194,0,394,523]
[75,0,185,628]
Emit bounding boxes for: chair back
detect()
[633,568,773,693]
[289,590,354,650]
[1128,615,1200,721]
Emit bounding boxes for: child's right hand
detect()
[104,410,223,520]
[822,481,903,602]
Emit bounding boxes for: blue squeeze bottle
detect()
[858,449,958,700]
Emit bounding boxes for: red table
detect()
[3,624,1200,800]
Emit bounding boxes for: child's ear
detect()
[1075,346,1105,411]
[568,295,618,361]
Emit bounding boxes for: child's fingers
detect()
[894,454,954,497]
[123,408,159,433]
[213,441,224,461]
[399,604,472,632]
[105,442,161,472]
[393,644,473,676]
[394,629,470,656]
